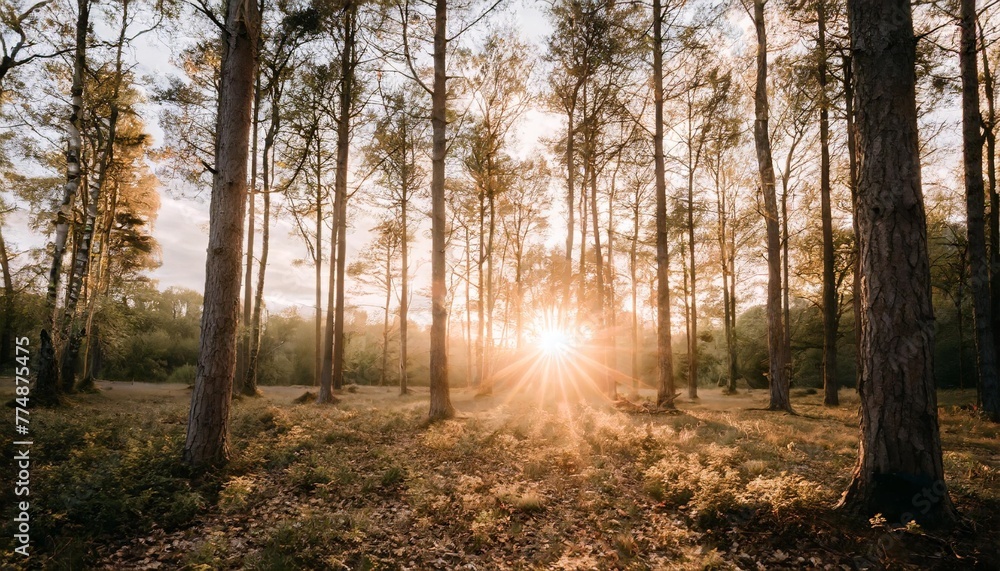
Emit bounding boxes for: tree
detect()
[960,0,1000,422]
[502,159,551,349]
[284,61,336,389]
[0,1,65,367]
[35,0,89,406]
[816,0,839,406]
[703,74,746,395]
[363,83,428,395]
[546,0,585,320]
[243,6,320,396]
[653,0,675,409]
[670,56,731,400]
[348,218,401,387]
[400,0,454,419]
[427,0,453,420]
[751,0,791,412]
[838,0,956,524]
[183,0,261,466]
[462,28,531,393]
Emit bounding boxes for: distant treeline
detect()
[1,278,977,390]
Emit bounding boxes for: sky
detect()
[144,0,560,322]
[6,0,966,328]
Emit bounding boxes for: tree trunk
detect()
[752,0,790,412]
[331,4,355,393]
[81,181,119,389]
[818,0,839,406]
[515,245,524,350]
[654,0,676,409]
[381,239,392,387]
[483,187,497,394]
[183,0,260,466]
[243,107,275,396]
[564,102,577,320]
[238,71,261,395]
[36,0,89,407]
[728,222,739,391]
[630,200,640,395]
[838,0,956,524]
[465,225,473,387]
[0,224,14,368]
[715,162,738,394]
[588,147,610,396]
[400,186,410,395]
[318,179,337,402]
[961,0,1000,422]
[63,103,118,392]
[76,0,133,393]
[686,127,698,400]
[428,0,454,421]
[314,132,323,388]
[781,169,791,387]
[842,51,862,391]
[957,285,966,390]
[475,186,485,391]
[983,19,1000,394]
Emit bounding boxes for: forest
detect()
[1,0,1000,568]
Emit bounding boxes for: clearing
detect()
[1,380,998,570]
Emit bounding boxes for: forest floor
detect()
[1,378,998,570]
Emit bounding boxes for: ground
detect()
[1,379,998,570]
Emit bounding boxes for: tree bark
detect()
[36,0,89,406]
[331,4,356,393]
[752,0,791,412]
[243,101,275,396]
[653,0,676,409]
[714,158,738,394]
[238,71,260,395]
[465,225,473,387]
[630,197,640,395]
[381,238,392,387]
[588,142,610,396]
[838,0,956,524]
[843,51,862,391]
[314,132,323,389]
[428,0,454,421]
[69,0,133,393]
[818,0,839,406]
[564,104,577,321]
[686,114,698,400]
[961,0,1000,422]
[183,0,260,466]
[475,185,485,390]
[983,19,1000,397]
[399,167,410,395]
[0,224,14,368]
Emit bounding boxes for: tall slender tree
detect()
[183,0,261,466]
[653,0,675,409]
[961,0,1000,422]
[427,0,453,420]
[36,0,90,406]
[817,0,839,406]
[751,0,791,412]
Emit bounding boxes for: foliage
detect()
[2,387,996,569]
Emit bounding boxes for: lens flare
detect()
[536,328,572,355]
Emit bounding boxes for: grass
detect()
[1,382,998,570]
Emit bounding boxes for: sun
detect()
[535,328,573,356]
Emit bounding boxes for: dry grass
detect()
[1,381,997,569]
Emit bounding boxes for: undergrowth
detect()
[0,387,996,570]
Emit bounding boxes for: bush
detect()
[3,410,202,554]
[168,363,197,384]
